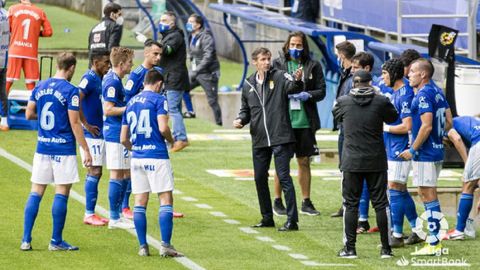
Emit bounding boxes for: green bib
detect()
[287,60,309,129]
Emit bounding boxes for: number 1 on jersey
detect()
[22,18,31,40]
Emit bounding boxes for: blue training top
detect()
[30,78,80,155]
[122,90,169,159]
[102,70,126,143]
[78,69,103,139]
[452,116,480,148]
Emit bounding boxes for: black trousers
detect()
[342,171,391,250]
[190,72,222,125]
[252,143,298,223]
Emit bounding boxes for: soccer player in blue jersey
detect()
[78,50,111,226]
[381,59,422,247]
[444,116,480,240]
[102,47,135,229]
[121,39,162,219]
[21,52,92,251]
[120,68,183,257]
[399,58,452,256]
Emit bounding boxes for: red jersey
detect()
[8,3,52,59]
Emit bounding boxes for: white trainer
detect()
[108,217,135,229]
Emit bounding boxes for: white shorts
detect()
[131,158,174,194]
[464,143,480,182]
[412,161,443,187]
[105,142,131,170]
[79,138,105,167]
[388,160,412,184]
[31,153,79,185]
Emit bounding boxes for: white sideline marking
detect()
[289,253,308,260]
[223,219,240,225]
[194,203,213,209]
[173,189,184,195]
[272,245,291,251]
[209,211,227,217]
[301,261,356,267]
[255,236,275,242]
[181,196,199,202]
[0,147,205,270]
[239,227,259,234]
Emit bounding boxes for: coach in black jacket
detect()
[333,70,398,259]
[158,11,190,152]
[271,31,326,216]
[88,3,123,62]
[234,47,303,231]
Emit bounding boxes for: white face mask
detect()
[115,16,124,26]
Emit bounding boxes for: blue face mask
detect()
[186,23,194,33]
[159,23,170,33]
[289,48,303,60]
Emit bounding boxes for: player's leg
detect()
[366,171,393,259]
[357,180,371,233]
[130,158,150,256]
[411,161,443,256]
[272,173,286,216]
[197,73,222,125]
[81,138,107,225]
[21,153,52,250]
[448,144,480,240]
[153,159,183,257]
[23,58,39,90]
[388,161,409,247]
[105,142,134,229]
[121,169,133,219]
[339,171,363,258]
[252,147,275,227]
[5,57,21,94]
[296,129,319,216]
[48,155,80,251]
[182,91,195,118]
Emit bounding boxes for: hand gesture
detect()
[85,124,100,137]
[398,149,413,160]
[293,66,303,81]
[233,119,243,129]
[83,150,92,167]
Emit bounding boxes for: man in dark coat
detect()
[333,70,398,259]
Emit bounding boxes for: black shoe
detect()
[330,206,343,218]
[391,236,405,248]
[278,221,298,231]
[356,220,370,234]
[405,232,424,245]
[273,198,287,216]
[301,198,320,216]
[252,219,275,228]
[337,246,357,259]
[183,111,196,118]
[380,247,394,259]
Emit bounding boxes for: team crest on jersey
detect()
[71,95,79,107]
[79,78,88,89]
[269,81,274,90]
[418,96,429,109]
[125,80,134,91]
[93,33,101,43]
[107,86,116,98]
[401,101,411,114]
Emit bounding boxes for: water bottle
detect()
[465,218,476,238]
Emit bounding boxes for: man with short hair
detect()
[234,47,303,231]
[444,116,480,240]
[331,40,356,218]
[78,50,111,226]
[333,70,397,259]
[381,58,422,247]
[158,11,190,152]
[6,0,52,94]
[399,58,452,256]
[121,68,183,257]
[88,2,123,66]
[102,47,135,229]
[21,52,92,251]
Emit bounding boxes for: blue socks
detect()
[359,180,370,221]
[456,193,474,232]
[122,178,132,210]
[159,205,173,244]
[134,206,147,246]
[403,191,418,229]
[389,189,405,236]
[51,194,68,245]
[424,200,442,245]
[85,175,100,215]
[22,192,42,243]
[109,179,123,220]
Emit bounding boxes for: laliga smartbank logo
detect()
[396,210,470,267]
